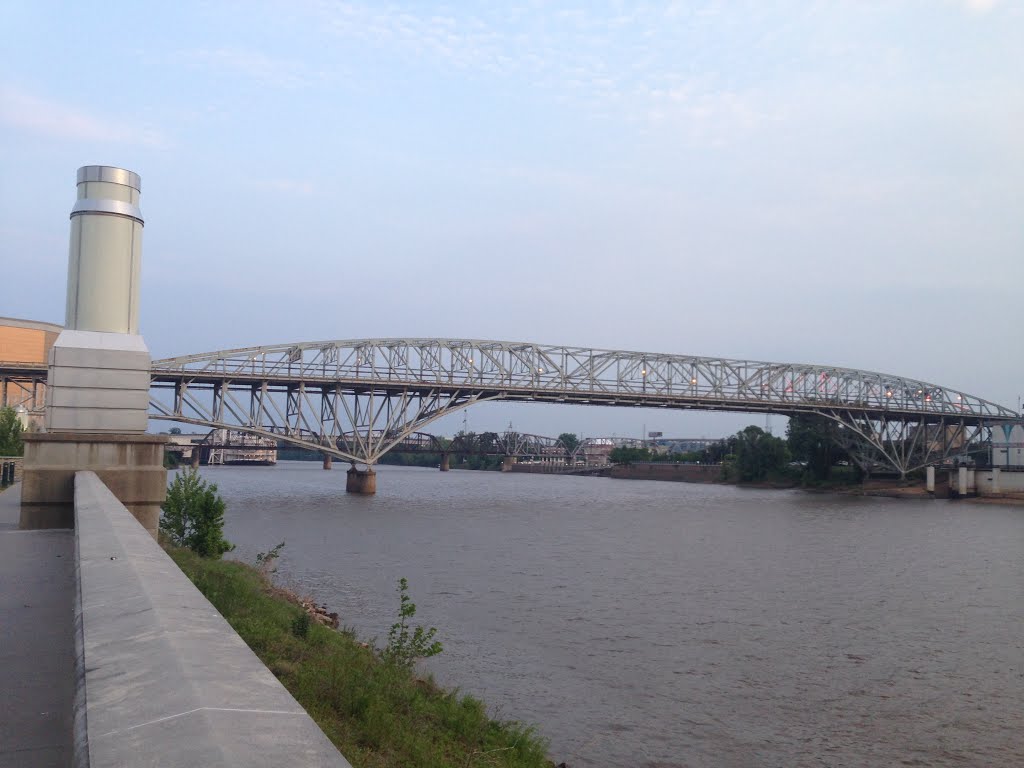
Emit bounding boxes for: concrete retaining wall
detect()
[73,471,351,767]
[950,467,1024,497]
[608,462,722,483]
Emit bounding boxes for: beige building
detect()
[0,317,62,364]
[0,317,62,420]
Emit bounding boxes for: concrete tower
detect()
[22,166,167,534]
[46,166,151,433]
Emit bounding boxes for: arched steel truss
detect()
[147,338,1020,476]
[383,430,580,461]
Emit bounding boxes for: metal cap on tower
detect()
[64,165,145,334]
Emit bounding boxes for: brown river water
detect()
[199,462,1024,767]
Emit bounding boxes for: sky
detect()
[1,0,1022,439]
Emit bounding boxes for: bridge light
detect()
[886,391,893,397]
[691,378,697,385]
[641,369,647,376]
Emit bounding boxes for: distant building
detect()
[992,424,1024,468]
[206,429,277,466]
[0,316,62,364]
[0,317,63,427]
[653,437,720,454]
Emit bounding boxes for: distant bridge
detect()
[4,338,1019,476]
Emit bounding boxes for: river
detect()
[201,462,1023,767]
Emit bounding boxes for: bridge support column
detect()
[322,453,333,470]
[439,453,450,472]
[346,467,376,494]
[926,466,935,494]
[190,447,201,470]
[501,456,517,472]
[957,466,969,496]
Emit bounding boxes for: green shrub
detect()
[383,577,443,668]
[0,407,24,457]
[160,469,234,558]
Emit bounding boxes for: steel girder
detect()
[1,375,46,412]
[152,339,1015,422]
[147,338,1019,473]
[5,338,1017,472]
[377,429,578,461]
[822,411,986,477]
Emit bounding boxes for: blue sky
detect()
[2,0,1022,437]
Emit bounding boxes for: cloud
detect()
[256,178,316,196]
[177,47,317,89]
[0,85,166,146]
[963,0,1000,12]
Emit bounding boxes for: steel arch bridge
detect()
[140,338,1020,477]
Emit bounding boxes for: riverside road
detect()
[203,462,1022,768]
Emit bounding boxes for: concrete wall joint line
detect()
[97,706,309,738]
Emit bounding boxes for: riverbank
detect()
[167,546,556,768]
[605,463,1024,505]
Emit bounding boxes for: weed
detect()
[383,577,443,668]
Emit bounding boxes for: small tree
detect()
[0,407,24,456]
[383,577,442,668]
[160,469,234,557]
[558,432,581,454]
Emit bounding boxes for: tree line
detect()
[609,414,858,484]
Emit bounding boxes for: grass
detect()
[167,547,552,768]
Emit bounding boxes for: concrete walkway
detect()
[0,485,74,768]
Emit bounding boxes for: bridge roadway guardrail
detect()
[73,471,352,767]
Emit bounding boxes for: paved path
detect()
[0,485,74,768]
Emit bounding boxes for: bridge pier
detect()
[346,466,376,494]
[439,453,450,472]
[501,456,518,472]
[322,453,332,470]
[190,447,201,470]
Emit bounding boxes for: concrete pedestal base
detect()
[439,454,450,472]
[45,331,151,433]
[346,467,376,494]
[501,456,518,472]
[20,433,168,535]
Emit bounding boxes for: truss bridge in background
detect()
[4,338,1020,477]
[141,338,1020,477]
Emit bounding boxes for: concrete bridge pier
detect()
[190,447,201,470]
[926,466,935,494]
[501,456,518,472]
[439,453,450,472]
[346,465,376,494]
[322,453,333,470]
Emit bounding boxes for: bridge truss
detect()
[143,338,1020,477]
[383,429,581,462]
[1,363,47,413]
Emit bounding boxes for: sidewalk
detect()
[0,485,74,768]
